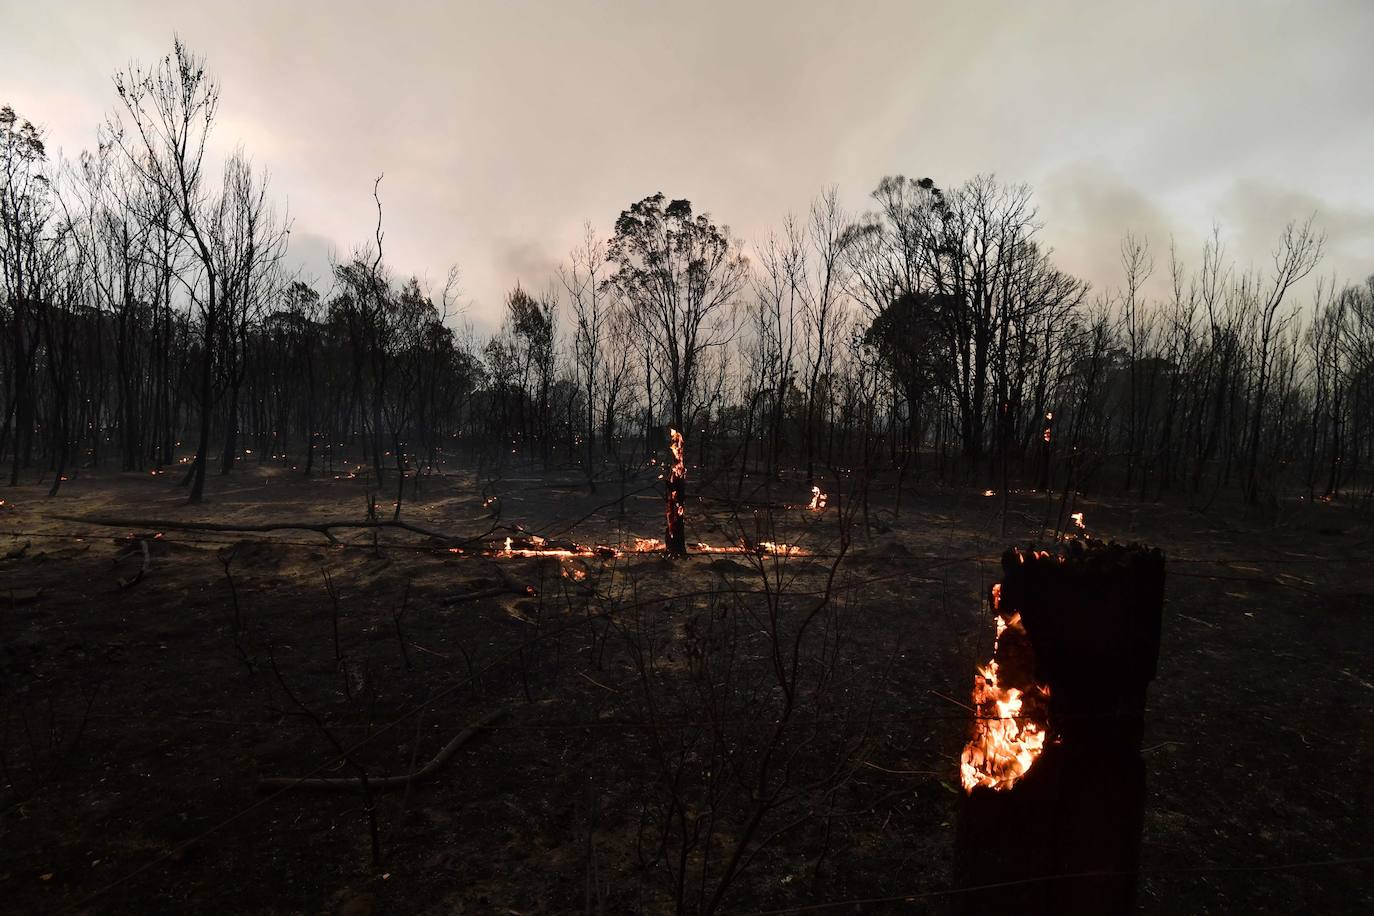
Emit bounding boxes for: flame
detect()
[669,428,685,477]
[960,591,1050,793]
[757,541,807,557]
[665,428,687,554]
[1070,512,1085,530]
[693,540,808,557]
[808,486,827,511]
[468,533,808,561]
[1011,547,1059,564]
[983,489,996,497]
[441,429,807,562]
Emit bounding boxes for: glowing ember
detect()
[692,540,808,557]
[808,486,827,510]
[960,584,1050,792]
[469,533,808,561]
[983,489,996,497]
[503,546,582,558]
[758,541,806,557]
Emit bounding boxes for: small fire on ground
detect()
[960,581,1051,792]
[808,486,827,510]
[467,534,808,560]
[451,431,812,565]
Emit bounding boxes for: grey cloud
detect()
[1216,180,1374,287]
[3,0,1371,320]
[280,229,339,291]
[1037,162,1186,299]
[491,238,561,300]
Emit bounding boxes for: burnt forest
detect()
[3,7,1373,914]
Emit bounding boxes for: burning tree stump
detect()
[953,540,1165,915]
[665,428,686,556]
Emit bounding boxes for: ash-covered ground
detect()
[1,464,1370,913]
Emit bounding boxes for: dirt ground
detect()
[1,459,1371,914]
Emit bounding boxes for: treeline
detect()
[3,42,1372,508]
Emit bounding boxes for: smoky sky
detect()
[5,0,1372,328]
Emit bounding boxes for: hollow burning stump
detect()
[953,540,1165,916]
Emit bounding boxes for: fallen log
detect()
[53,514,503,547]
[445,585,525,604]
[257,707,508,792]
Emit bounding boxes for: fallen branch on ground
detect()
[446,585,525,604]
[445,563,552,605]
[53,514,505,547]
[256,707,508,792]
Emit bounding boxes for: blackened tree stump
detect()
[953,540,1166,915]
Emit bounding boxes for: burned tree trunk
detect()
[954,540,1165,915]
[665,427,686,556]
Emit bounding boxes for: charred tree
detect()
[664,427,686,555]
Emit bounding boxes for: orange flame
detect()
[960,584,1050,792]
[470,533,808,561]
[669,428,685,477]
[808,486,827,510]
[665,428,687,555]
